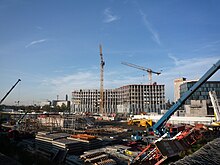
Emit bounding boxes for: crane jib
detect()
[0,79,21,105]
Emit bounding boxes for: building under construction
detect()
[72,83,165,115]
[72,89,118,114]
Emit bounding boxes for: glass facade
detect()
[180,81,220,105]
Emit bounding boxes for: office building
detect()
[179,81,220,117]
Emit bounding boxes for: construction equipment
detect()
[152,60,220,136]
[209,91,220,126]
[0,79,21,105]
[128,118,153,127]
[99,45,105,115]
[130,127,204,164]
[121,62,161,85]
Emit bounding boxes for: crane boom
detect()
[209,91,220,122]
[100,44,105,115]
[0,79,21,105]
[121,62,161,84]
[152,60,220,135]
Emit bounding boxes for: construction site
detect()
[0,47,220,165]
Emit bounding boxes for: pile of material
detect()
[0,153,22,165]
[35,132,70,160]
[35,132,104,163]
[80,150,117,165]
[67,134,103,151]
[66,155,84,165]
[77,145,138,165]
[85,127,127,135]
[35,132,69,150]
[104,145,137,163]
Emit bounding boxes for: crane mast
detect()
[99,45,105,115]
[0,79,21,105]
[121,62,161,85]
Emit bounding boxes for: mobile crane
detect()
[152,60,220,136]
[0,79,21,105]
[209,91,220,126]
[130,60,220,165]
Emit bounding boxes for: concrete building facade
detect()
[72,89,118,114]
[72,84,166,115]
[174,77,187,102]
[179,81,220,117]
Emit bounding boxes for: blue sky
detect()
[0,0,219,105]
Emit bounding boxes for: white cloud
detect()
[167,55,219,77]
[168,53,180,65]
[139,10,161,45]
[103,8,120,23]
[39,68,145,99]
[25,39,47,48]
[41,71,99,96]
[193,40,220,52]
[8,56,218,105]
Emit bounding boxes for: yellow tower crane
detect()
[99,44,105,115]
[121,62,161,85]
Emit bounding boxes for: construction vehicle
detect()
[152,60,220,136]
[209,91,220,126]
[128,118,153,128]
[121,62,161,85]
[0,79,21,105]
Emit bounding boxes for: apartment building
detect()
[72,84,166,115]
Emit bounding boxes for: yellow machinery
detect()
[128,118,153,127]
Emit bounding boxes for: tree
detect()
[60,103,67,112]
[41,105,51,112]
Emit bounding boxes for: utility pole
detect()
[99,44,105,115]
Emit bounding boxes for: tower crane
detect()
[121,62,161,85]
[99,44,105,115]
[0,79,21,105]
